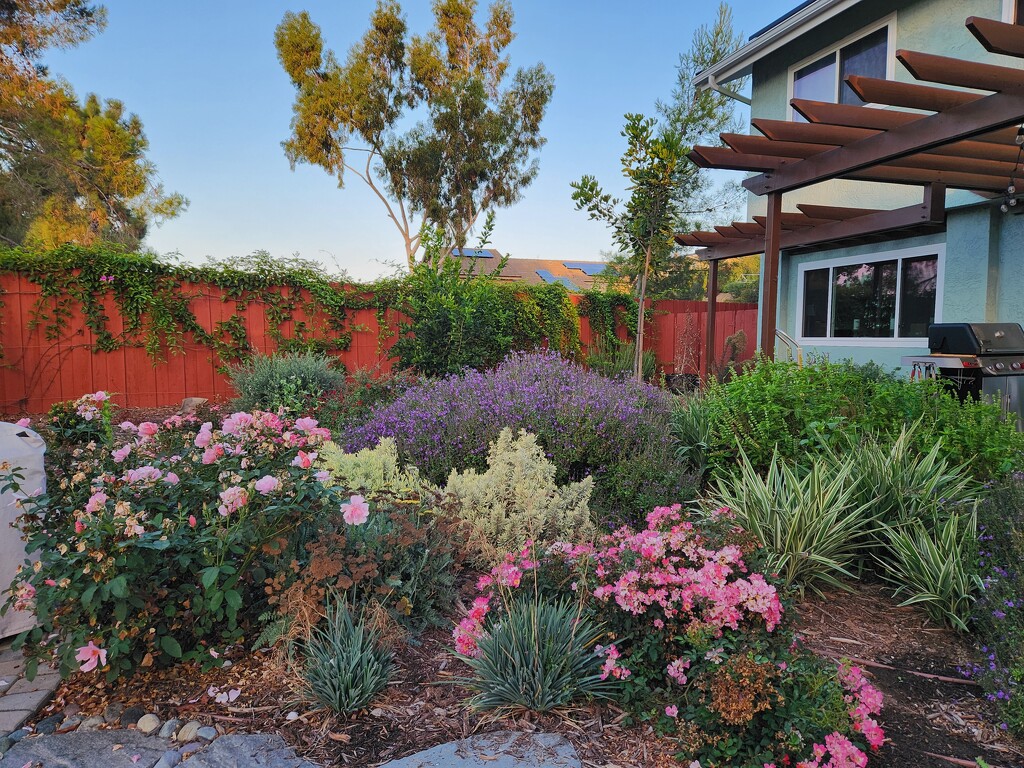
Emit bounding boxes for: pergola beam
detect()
[968,15,1024,57]
[745,88,1024,195]
[845,75,982,111]
[896,49,1024,92]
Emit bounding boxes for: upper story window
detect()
[790,20,893,120]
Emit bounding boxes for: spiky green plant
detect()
[711,449,878,595]
[456,596,615,713]
[879,511,979,631]
[671,394,714,480]
[302,594,394,714]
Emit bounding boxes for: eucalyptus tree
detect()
[274,1,554,268]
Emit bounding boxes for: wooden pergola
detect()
[680,15,1024,374]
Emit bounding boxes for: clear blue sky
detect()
[44,0,786,281]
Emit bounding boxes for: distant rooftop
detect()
[452,253,614,292]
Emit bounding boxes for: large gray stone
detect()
[179,734,320,768]
[379,732,581,768]
[2,729,172,768]
[158,718,181,739]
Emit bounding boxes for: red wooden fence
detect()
[0,274,756,415]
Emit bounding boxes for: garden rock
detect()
[159,718,181,738]
[195,725,217,741]
[36,712,63,734]
[79,715,107,731]
[179,741,205,758]
[61,714,83,731]
[1,729,170,767]
[176,720,202,742]
[120,705,147,726]
[0,735,11,754]
[104,701,124,723]
[138,713,162,734]
[379,731,580,768]
[7,727,28,742]
[178,733,321,768]
[155,749,182,768]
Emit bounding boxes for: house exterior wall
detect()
[741,0,1022,364]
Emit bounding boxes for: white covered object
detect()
[0,421,46,639]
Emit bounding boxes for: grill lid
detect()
[928,323,1024,355]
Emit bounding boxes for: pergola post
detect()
[703,258,719,380]
[759,191,782,358]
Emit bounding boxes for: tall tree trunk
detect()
[634,245,652,383]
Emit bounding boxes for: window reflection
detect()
[831,260,897,338]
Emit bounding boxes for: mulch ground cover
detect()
[26,582,1024,768]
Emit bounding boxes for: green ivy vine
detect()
[578,291,639,346]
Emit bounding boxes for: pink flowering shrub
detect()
[3,407,344,681]
[44,391,114,446]
[453,504,884,765]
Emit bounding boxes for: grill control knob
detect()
[995,362,1006,371]
[1013,362,1023,371]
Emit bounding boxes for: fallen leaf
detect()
[112,744,123,751]
[131,756,141,764]
[327,732,351,743]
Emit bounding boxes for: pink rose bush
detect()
[453,504,883,767]
[4,404,349,680]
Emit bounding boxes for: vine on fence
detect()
[0,246,635,375]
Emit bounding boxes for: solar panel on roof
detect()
[562,261,609,276]
[452,248,493,258]
[535,270,580,291]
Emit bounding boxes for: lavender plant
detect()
[344,350,694,519]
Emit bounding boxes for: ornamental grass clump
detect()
[346,349,691,518]
[302,593,394,714]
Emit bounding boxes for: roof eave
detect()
[693,0,866,91]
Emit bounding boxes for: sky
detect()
[43,0,787,281]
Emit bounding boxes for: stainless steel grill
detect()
[901,323,1024,431]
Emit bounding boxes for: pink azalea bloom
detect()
[188,515,197,528]
[75,641,107,672]
[137,422,159,438]
[665,705,678,718]
[91,391,109,402]
[253,475,280,495]
[341,494,370,525]
[15,417,30,427]
[294,417,319,431]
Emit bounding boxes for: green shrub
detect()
[710,450,878,595]
[229,350,345,414]
[456,595,613,713]
[44,391,114,446]
[671,393,714,481]
[878,511,979,631]
[700,357,1024,482]
[315,367,417,434]
[303,593,394,714]
[445,428,594,564]
[318,438,421,495]
[585,336,657,382]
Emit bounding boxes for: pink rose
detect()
[91,391,109,402]
[291,450,316,469]
[341,494,370,526]
[202,446,223,465]
[294,417,318,431]
[74,520,86,534]
[137,422,159,438]
[253,475,280,495]
[665,705,678,718]
[217,485,249,517]
[85,491,107,513]
[194,422,214,448]
[111,444,132,463]
[75,641,107,672]
[188,515,197,528]
[164,472,180,485]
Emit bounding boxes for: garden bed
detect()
[24,582,1022,767]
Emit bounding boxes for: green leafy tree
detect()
[274,0,554,268]
[0,2,186,248]
[572,115,688,382]
[589,4,749,303]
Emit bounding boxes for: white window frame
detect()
[1002,0,1018,23]
[795,243,945,347]
[787,14,897,120]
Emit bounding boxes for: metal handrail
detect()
[775,329,804,366]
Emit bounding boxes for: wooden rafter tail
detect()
[752,117,877,145]
[896,49,1024,92]
[795,204,884,220]
[722,133,831,159]
[688,145,786,172]
[843,165,1010,193]
[714,225,752,239]
[731,221,764,235]
[967,15,1024,58]
[791,98,921,129]
[844,75,981,112]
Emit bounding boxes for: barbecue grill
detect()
[901,322,1024,431]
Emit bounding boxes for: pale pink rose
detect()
[75,641,107,672]
[314,470,331,483]
[294,417,318,431]
[137,422,159,438]
[341,494,370,526]
[119,421,138,432]
[15,417,30,427]
[202,446,223,465]
[91,391,109,402]
[194,422,214,448]
[85,491,107,513]
[218,485,248,517]
[164,472,180,485]
[111,444,132,463]
[253,475,280,495]
[222,412,254,435]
